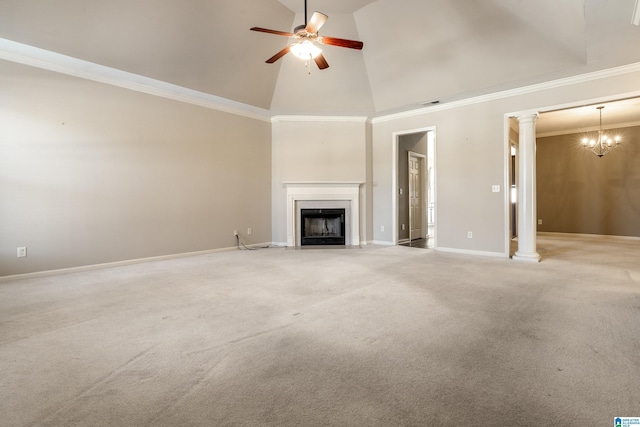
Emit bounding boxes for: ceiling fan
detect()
[250,0,364,70]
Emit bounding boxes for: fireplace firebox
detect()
[300,208,346,246]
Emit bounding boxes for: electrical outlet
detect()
[380,225,385,232]
[402,224,405,231]
[467,231,473,239]
[17,247,27,258]
[247,228,252,235]
[492,185,500,193]
[538,219,542,225]
[233,230,238,236]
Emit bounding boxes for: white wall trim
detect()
[436,247,508,258]
[272,115,368,123]
[0,38,272,122]
[0,244,274,282]
[4,37,640,124]
[509,91,640,119]
[369,240,395,246]
[633,0,640,25]
[284,182,363,247]
[391,127,436,247]
[536,120,640,138]
[503,114,514,259]
[371,62,640,124]
[538,232,640,241]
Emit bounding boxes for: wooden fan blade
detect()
[250,27,294,37]
[266,46,291,63]
[305,12,328,34]
[314,53,329,70]
[318,36,364,50]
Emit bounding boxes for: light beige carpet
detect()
[1,234,639,426]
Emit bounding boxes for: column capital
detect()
[516,112,539,123]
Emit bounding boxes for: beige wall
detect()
[537,126,640,237]
[371,68,640,256]
[3,52,640,277]
[372,103,507,254]
[271,118,368,245]
[0,60,272,276]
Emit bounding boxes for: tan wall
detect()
[537,126,640,237]
[0,60,272,277]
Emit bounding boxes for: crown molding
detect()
[536,120,640,138]
[271,115,368,123]
[3,38,640,126]
[0,38,272,122]
[370,62,640,124]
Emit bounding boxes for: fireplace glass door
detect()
[300,209,346,246]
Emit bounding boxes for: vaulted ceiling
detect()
[1,0,640,117]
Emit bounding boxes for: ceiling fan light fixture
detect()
[290,40,322,60]
[250,0,362,70]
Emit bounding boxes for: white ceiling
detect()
[278,0,376,14]
[1,0,640,126]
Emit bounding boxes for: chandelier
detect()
[581,106,621,158]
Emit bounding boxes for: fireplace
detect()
[301,208,345,246]
[284,182,362,247]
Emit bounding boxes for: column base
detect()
[512,251,541,263]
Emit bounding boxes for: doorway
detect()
[408,152,425,241]
[507,116,519,257]
[394,128,436,249]
[509,141,518,257]
[506,95,640,260]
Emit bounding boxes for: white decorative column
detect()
[513,113,541,262]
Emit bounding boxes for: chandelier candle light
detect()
[582,106,621,158]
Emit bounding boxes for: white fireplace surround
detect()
[284,182,362,247]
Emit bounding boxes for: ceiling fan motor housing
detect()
[294,24,313,38]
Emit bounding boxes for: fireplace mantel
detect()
[284,182,362,247]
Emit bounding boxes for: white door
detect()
[409,153,424,240]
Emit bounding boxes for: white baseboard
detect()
[538,232,640,241]
[435,247,508,258]
[369,240,395,246]
[0,243,275,282]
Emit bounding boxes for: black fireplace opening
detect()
[301,208,346,246]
